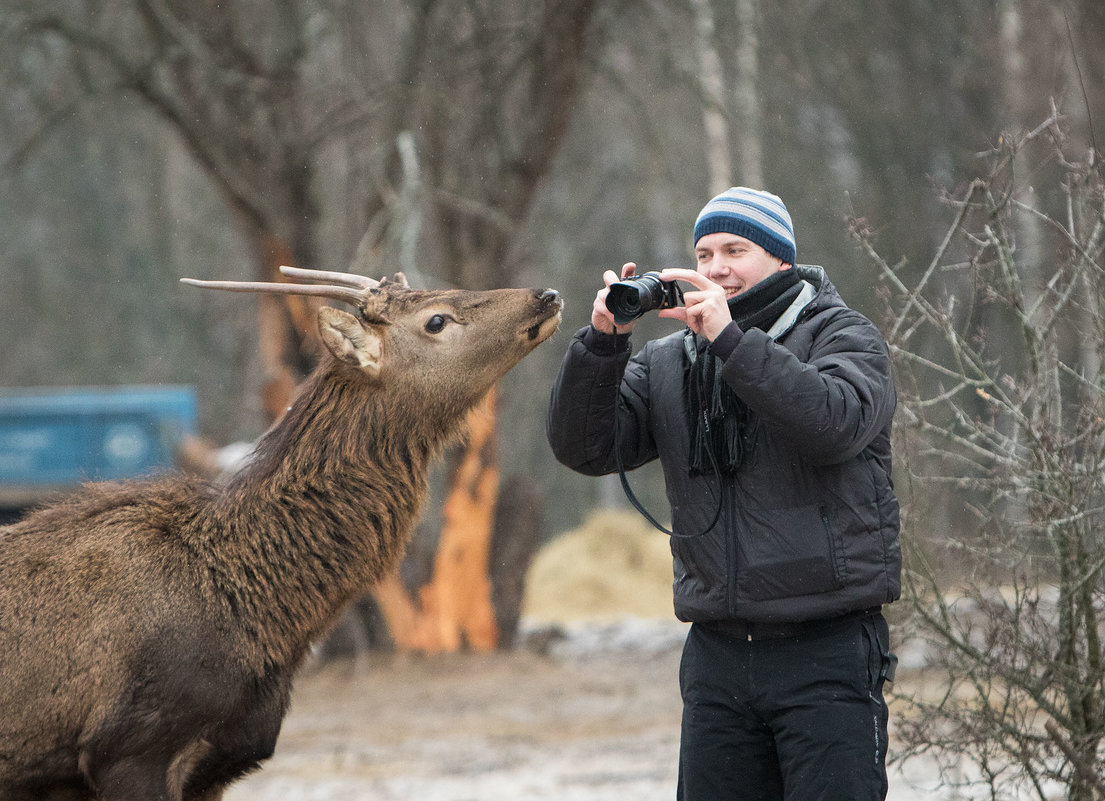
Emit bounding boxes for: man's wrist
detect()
[582,324,631,355]
[708,321,743,361]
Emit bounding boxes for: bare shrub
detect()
[854,110,1105,800]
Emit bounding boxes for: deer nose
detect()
[535,288,561,308]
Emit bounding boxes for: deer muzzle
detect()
[528,289,563,341]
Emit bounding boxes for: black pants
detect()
[677,613,892,801]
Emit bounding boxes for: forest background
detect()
[4,0,1099,532]
[3,1,1105,797]
[1,0,1102,624]
[2,0,1102,635]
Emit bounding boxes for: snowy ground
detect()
[223,618,952,801]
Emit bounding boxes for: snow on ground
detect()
[224,511,1042,800]
[225,617,958,801]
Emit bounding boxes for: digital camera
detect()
[605,271,684,326]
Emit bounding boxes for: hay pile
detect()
[522,509,675,623]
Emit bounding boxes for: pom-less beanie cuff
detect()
[693,187,796,265]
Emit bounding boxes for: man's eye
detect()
[425,314,448,333]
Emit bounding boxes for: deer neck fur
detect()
[202,357,463,672]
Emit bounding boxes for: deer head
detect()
[181,266,563,421]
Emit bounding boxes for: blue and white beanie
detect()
[692,187,796,265]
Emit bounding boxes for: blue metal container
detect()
[0,385,197,506]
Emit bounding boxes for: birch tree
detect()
[690,0,763,192]
[731,0,762,188]
[690,0,730,193]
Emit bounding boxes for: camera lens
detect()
[606,273,666,325]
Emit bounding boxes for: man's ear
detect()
[318,306,383,378]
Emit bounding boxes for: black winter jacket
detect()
[546,266,901,624]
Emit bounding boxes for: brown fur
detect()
[0,281,562,800]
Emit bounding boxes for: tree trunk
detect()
[371,388,503,652]
[490,475,544,650]
[250,228,321,424]
[733,0,764,188]
[690,0,732,194]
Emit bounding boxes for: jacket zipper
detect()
[820,505,844,587]
[727,469,739,618]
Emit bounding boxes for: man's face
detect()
[694,232,787,298]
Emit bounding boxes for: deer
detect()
[0,266,562,801]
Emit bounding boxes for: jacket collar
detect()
[765,265,824,339]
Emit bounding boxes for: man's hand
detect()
[658,268,732,341]
[591,262,638,334]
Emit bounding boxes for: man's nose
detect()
[704,259,729,279]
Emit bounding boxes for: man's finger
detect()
[660,267,713,290]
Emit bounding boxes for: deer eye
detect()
[425,314,448,334]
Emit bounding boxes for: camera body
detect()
[605,271,684,326]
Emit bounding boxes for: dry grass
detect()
[522,510,675,623]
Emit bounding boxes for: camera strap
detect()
[611,325,723,537]
[615,414,723,537]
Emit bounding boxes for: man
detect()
[546,187,901,800]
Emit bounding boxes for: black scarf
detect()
[685,270,803,476]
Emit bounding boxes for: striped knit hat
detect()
[692,187,796,265]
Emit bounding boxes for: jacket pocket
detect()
[670,503,730,616]
[736,503,846,601]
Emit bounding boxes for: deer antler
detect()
[180,266,380,307]
[276,266,379,289]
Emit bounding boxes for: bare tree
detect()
[351,0,602,652]
[731,0,762,188]
[854,112,1105,801]
[690,0,731,193]
[689,0,763,192]
[9,0,342,418]
[4,0,603,653]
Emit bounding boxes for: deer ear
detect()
[318,307,383,377]
[378,271,409,288]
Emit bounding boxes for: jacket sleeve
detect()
[713,310,896,465]
[546,326,659,476]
